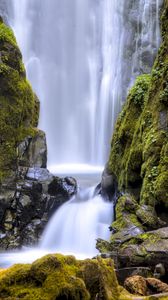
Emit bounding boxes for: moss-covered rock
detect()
[105,1,168,255]
[108,0,168,209]
[0,19,39,182]
[0,254,120,300]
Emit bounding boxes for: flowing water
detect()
[0,0,163,266]
[7,0,162,168]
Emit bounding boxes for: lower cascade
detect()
[0,178,113,268]
[41,186,113,258]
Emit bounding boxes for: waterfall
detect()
[8,0,162,170]
[41,187,113,258]
[0,0,163,266]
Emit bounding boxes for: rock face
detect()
[0,167,77,249]
[98,0,168,286]
[106,0,168,211]
[0,18,77,249]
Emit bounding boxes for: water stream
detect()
[0,0,163,266]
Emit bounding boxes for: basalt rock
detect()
[0,167,77,249]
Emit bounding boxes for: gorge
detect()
[0,0,161,261]
[0,0,168,299]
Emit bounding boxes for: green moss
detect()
[0,21,39,182]
[108,2,168,210]
[108,75,151,193]
[129,74,151,108]
[0,254,120,300]
[0,23,17,47]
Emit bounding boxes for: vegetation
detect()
[0,20,39,182]
[0,254,119,300]
[108,1,168,209]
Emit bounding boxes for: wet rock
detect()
[48,176,77,197]
[0,167,78,249]
[101,166,117,197]
[26,167,53,182]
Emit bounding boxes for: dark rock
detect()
[48,176,77,198]
[154,263,166,279]
[101,166,117,197]
[116,267,152,285]
[0,167,77,249]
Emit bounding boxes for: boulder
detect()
[0,167,77,249]
[124,275,147,296]
[124,275,168,296]
[0,255,119,300]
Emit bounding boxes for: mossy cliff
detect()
[0,17,78,249]
[107,0,168,219]
[98,0,168,270]
[0,18,39,182]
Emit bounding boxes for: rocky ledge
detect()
[0,165,77,250]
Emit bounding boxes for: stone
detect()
[0,255,120,300]
[27,130,47,168]
[147,278,168,294]
[136,205,161,229]
[154,263,166,279]
[124,275,147,296]
[117,227,168,270]
[0,166,78,249]
[101,166,117,197]
[26,167,53,182]
[48,176,77,198]
[19,195,31,207]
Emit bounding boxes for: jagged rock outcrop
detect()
[0,167,77,249]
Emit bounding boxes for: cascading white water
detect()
[0,0,163,266]
[41,187,113,258]
[8,0,162,169]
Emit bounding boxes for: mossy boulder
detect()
[0,19,39,182]
[0,254,120,300]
